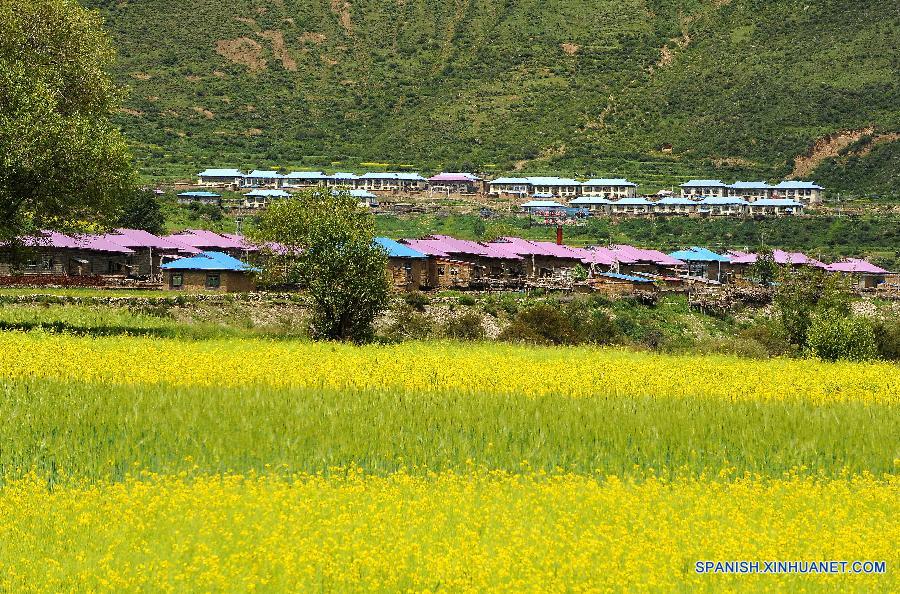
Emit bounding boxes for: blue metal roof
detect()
[178,191,221,197]
[375,237,427,258]
[329,172,359,180]
[526,176,581,186]
[600,272,655,283]
[656,197,696,205]
[570,196,612,204]
[285,171,326,179]
[699,196,748,205]
[246,189,291,198]
[359,172,425,181]
[161,251,258,272]
[750,198,804,207]
[583,178,637,186]
[612,197,652,205]
[489,177,530,185]
[247,170,285,178]
[728,181,772,189]
[680,179,726,187]
[774,180,823,189]
[199,168,244,177]
[521,200,567,208]
[669,247,731,262]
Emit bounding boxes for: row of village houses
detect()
[182,187,809,217]
[195,169,825,204]
[2,229,892,295]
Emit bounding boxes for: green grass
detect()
[0,303,307,340]
[1,376,895,481]
[79,0,899,196]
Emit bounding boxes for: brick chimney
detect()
[556,225,563,245]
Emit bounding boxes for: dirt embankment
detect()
[789,127,900,178]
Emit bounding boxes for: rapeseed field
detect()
[0,332,896,591]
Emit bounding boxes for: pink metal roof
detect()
[100,228,186,251]
[610,244,684,266]
[826,258,888,274]
[19,231,133,253]
[401,235,522,260]
[726,250,757,264]
[576,247,619,266]
[164,229,248,251]
[489,237,584,260]
[772,249,826,268]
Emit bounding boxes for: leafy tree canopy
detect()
[0,0,134,241]
[252,189,390,342]
[116,189,164,235]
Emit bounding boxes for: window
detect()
[206,274,221,289]
[438,266,446,276]
[171,273,183,288]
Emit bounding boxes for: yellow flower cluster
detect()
[0,332,897,404]
[0,471,895,592]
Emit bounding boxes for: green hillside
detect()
[86,0,899,195]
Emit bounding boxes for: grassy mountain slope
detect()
[86,0,899,194]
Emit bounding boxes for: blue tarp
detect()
[375,237,427,259]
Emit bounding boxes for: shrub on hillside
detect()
[738,321,796,357]
[443,311,486,340]
[806,310,876,362]
[499,304,576,345]
[380,304,435,342]
[403,291,430,312]
[873,319,900,361]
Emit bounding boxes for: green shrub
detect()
[443,311,486,340]
[381,304,435,342]
[457,294,477,307]
[403,292,431,312]
[873,319,900,361]
[499,304,576,345]
[806,310,877,362]
[738,321,796,357]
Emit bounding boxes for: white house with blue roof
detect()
[198,168,245,187]
[243,189,291,209]
[727,181,774,201]
[357,172,427,192]
[325,172,360,188]
[526,177,581,198]
[747,198,805,216]
[581,178,637,199]
[773,180,823,204]
[283,171,327,188]
[487,177,532,197]
[244,170,285,189]
[680,179,728,198]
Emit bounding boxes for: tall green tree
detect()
[252,189,390,343]
[0,0,134,240]
[117,189,164,234]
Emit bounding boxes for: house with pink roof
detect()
[826,258,890,289]
[163,230,252,259]
[488,236,587,279]
[99,229,196,278]
[608,244,685,275]
[401,234,524,288]
[2,230,134,276]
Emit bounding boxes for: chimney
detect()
[556,225,563,245]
